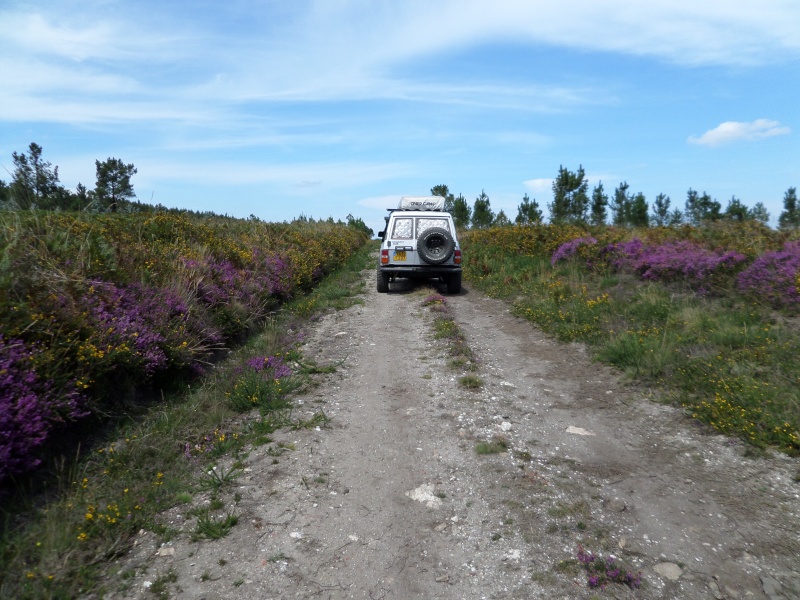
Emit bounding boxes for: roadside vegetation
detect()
[0,210,372,598]
[461,220,800,455]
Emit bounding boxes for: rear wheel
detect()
[376,269,390,293]
[446,272,462,294]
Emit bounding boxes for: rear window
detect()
[416,218,450,238]
[391,218,413,239]
[390,216,452,239]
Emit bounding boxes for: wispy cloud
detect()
[523,178,553,195]
[688,119,791,147]
[5,0,799,130]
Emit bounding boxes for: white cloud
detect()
[688,119,791,147]
[5,0,797,130]
[523,178,553,195]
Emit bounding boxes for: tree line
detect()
[432,165,800,230]
[0,143,138,213]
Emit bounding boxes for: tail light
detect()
[453,249,462,265]
[380,249,389,264]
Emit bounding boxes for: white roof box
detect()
[398,196,446,211]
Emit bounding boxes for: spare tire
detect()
[417,227,455,265]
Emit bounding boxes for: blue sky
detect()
[1,0,798,234]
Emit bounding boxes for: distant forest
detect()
[0,142,373,236]
[2,144,797,232]
[432,166,798,230]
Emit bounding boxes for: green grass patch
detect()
[475,437,509,454]
[459,374,483,389]
[192,511,239,541]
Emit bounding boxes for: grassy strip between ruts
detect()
[420,289,482,388]
[0,241,375,600]
[461,229,800,456]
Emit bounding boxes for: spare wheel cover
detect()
[417,227,455,265]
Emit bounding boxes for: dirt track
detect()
[107,270,800,599]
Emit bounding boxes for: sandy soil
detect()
[103,270,800,599]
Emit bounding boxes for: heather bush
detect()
[0,210,368,483]
[576,544,641,590]
[605,239,746,290]
[737,241,800,308]
[550,236,597,265]
[0,337,87,481]
[227,354,297,414]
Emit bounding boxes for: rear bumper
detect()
[379,265,462,276]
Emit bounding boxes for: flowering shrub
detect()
[550,236,597,265]
[0,210,368,482]
[576,544,641,590]
[737,241,800,308]
[228,354,296,413]
[603,238,746,290]
[245,355,293,379]
[0,337,86,481]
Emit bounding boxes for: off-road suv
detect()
[376,196,462,294]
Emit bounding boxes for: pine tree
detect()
[452,194,472,229]
[95,158,137,212]
[685,188,721,224]
[10,143,63,209]
[651,193,671,226]
[778,187,799,229]
[493,209,512,227]
[515,193,543,225]
[471,190,494,229]
[589,182,608,226]
[610,182,630,226]
[431,184,455,213]
[723,196,750,222]
[629,192,649,227]
[549,165,588,224]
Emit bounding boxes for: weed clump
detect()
[576,544,642,590]
[475,436,508,454]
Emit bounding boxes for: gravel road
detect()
[107,270,800,599]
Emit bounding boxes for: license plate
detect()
[393,250,406,262]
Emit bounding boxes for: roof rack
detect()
[396,196,446,211]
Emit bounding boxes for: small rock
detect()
[723,585,741,599]
[434,523,448,532]
[155,547,175,557]
[436,575,450,583]
[760,575,784,598]
[709,580,724,599]
[405,483,442,508]
[503,549,521,561]
[653,562,683,581]
[605,497,627,512]
[566,425,595,436]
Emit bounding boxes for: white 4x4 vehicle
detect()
[377,196,462,294]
